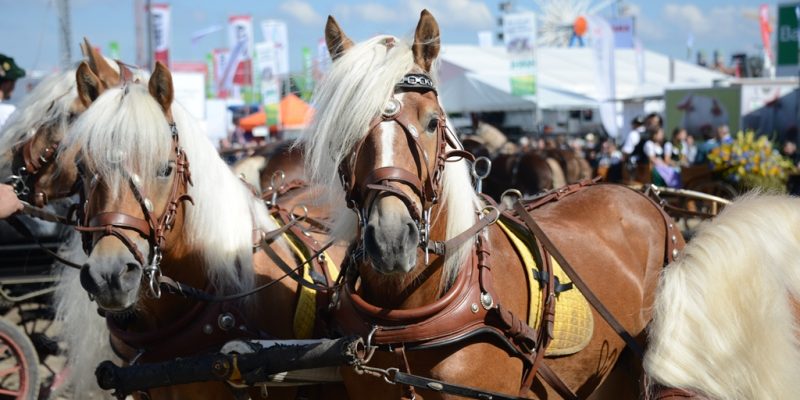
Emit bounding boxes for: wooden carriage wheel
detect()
[0,318,39,400]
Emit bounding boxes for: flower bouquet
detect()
[707,131,796,193]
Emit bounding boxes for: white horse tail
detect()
[546,157,566,189]
[644,193,800,399]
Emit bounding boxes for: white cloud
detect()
[406,0,493,28]
[664,4,709,34]
[280,1,324,26]
[335,3,397,24]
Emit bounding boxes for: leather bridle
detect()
[339,73,474,263]
[76,122,193,298]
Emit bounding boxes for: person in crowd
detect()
[597,139,623,182]
[685,134,698,165]
[664,127,690,168]
[621,116,645,163]
[644,126,680,187]
[694,124,731,164]
[0,184,22,219]
[644,112,663,130]
[0,54,26,129]
[781,140,800,168]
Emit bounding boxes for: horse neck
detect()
[357,203,451,309]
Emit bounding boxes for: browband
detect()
[396,74,436,93]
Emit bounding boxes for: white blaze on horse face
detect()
[379,121,396,168]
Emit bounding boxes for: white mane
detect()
[644,193,800,399]
[301,36,479,285]
[60,83,274,293]
[0,69,76,176]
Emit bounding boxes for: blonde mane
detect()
[301,36,480,285]
[644,193,800,399]
[59,83,274,293]
[0,70,76,176]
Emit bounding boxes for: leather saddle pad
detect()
[497,218,594,356]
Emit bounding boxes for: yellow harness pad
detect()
[269,216,339,339]
[497,219,593,356]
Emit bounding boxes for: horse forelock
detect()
[62,82,274,295]
[645,192,800,399]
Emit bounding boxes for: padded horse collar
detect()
[76,121,194,298]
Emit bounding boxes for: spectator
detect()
[685,134,698,165]
[664,127,690,167]
[0,53,26,129]
[695,124,731,164]
[597,139,623,182]
[621,116,645,163]
[781,140,800,168]
[645,126,680,187]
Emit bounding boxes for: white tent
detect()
[438,45,729,114]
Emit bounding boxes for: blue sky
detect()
[0,0,780,74]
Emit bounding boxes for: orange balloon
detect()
[574,16,587,36]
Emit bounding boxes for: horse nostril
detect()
[406,222,419,244]
[80,264,100,295]
[125,263,139,273]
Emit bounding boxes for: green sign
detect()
[777,3,800,66]
[665,87,741,140]
[108,41,120,60]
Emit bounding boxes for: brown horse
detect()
[461,136,561,200]
[62,62,346,399]
[303,11,682,399]
[1,39,126,208]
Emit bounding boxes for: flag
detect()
[228,15,254,87]
[686,32,694,60]
[192,25,223,45]
[588,15,618,139]
[260,20,290,76]
[759,4,773,61]
[150,4,171,67]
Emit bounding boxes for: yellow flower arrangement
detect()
[707,131,796,193]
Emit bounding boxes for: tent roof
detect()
[438,45,729,113]
[238,93,313,131]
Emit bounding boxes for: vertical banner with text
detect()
[213,48,231,98]
[588,15,618,139]
[255,42,281,128]
[260,20,290,77]
[228,15,254,89]
[150,4,171,67]
[503,12,537,97]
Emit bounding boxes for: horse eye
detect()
[426,118,439,133]
[157,163,174,177]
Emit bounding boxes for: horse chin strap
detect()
[76,122,194,299]
[340,73,475,266]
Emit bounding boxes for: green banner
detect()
[777,3,800,66]
[108,41,120,60]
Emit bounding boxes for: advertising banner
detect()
[588,15,618,138]
[502,11,537,96]
[777,2,800,75]
[151,4,170,67]
[255,42,281,127]
[260,20,290,76]
[228,15,254,86]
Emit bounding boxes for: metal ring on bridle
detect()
[501,188,523,204]
[471,156,492,180]
[382,98,401,118]
[480,205,500,225]
[290,204,309,223]
[270,170,286,191]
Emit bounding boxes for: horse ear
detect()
[76,61,104,108]
[148,61,174,112]
[412,10,440,72]
[325,16,353,61]
[83,37,120,87]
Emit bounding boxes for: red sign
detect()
[760,4,773,61]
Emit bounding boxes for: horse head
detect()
[68,62,193,311]
[5,38,131,207]
[334,12,447,275]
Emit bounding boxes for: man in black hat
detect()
[0,53,26,129]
